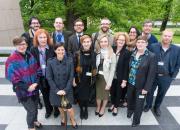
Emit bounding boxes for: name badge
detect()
[41,64,46,69]
[98,71,104,75]
[86,72,92,76]
[158,61,164,66]
[139,95,145,99]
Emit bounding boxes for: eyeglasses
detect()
[75,24,84,27]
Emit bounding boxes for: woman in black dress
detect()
[74,35,96,120]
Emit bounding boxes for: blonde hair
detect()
[114,32,129,45]
[96,34,114,58]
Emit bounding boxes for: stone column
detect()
[0,0,24,47]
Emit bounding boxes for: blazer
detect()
[68,34,79,55]
[51,30,72,51]
[96,52,116,87]
[113,46,131,83]
[129,50,156,92]
[149,43,180,79]
[30,45,55,67]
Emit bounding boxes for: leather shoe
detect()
[45,113,51,118]
[144,106,150,112]
[54,111,60,118]
[34,122,42,128]
[132,122,139,127]
[84,109,88,120]
[154,107,161,117]
[95,111,99,116]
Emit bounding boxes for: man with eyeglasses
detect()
[68,18,84,55]
[22,16,41,51]
[92,18,114,51]
[51,17,72,51]
[141,20,158,49]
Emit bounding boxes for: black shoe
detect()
[144,106,150,112]
[127,111,133,118]
[108,106,114,112]
[34,122,42,128]
[99,113,104,117]
[112,108,118,116]
[84,108,88,120]
[95,111,99,116]
[45,113,51,119]
[154,107,161,117]
[54,111,60,118]
[61,121,66,126]
[72,123,78,129]
[132,122,139,127]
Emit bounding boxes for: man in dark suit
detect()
[21,16,41,51]
[68,19,84,55]
[141,20,158,49]
[144,29,180,116]
[51,17,72,51]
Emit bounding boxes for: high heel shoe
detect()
[112,108,118,116]
[108,106,114,112]
[61,121,66,126]
[70,119,78,129]
[95,111,99,116]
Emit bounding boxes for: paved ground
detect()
[0,61,180,130]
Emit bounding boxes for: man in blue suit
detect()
[144,29,180,116]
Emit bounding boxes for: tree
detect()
[19,0,170,33]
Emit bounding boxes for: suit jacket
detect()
[68,34,79,55]
[96,52,116,87]
[51,30,72,51]
[30,45,55,67]
[113,46,131,84]
[129,50,156,92]
[149,43,180,79]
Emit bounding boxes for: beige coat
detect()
[96,52,116,87]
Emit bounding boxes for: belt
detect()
[158,74,170,76]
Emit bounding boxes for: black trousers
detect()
[21,95,38,128]
[127,84,145,124]
[40,77,59,114]
[110,79,127,108]
[145,75,172,109]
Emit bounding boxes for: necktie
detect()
[56,33,62,43]
[78,34,81,48]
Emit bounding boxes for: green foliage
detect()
[19,0,180,33]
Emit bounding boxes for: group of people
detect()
[5,16,180,130]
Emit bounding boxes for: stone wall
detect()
[0,0,24,47]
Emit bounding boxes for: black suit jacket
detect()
[113,46,131,84]
[129,50,156,92]
[30,46,55,66]
[149,43,180,79]
[51,30,72,51]
[68,34,79,55]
